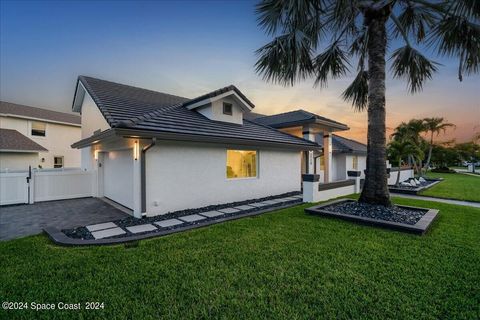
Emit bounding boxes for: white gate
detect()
[0,171,29,205]
[0,168,95,206]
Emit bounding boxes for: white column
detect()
[303,126,315,174]
[302,174,320,202]
[323,132,333,182]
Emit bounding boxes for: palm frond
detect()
[342,70,369,111]
[312,42,350,88]
[390,45,439,93]
[392,2,439,43]
[429,15,480,81]
[255,31,314,86]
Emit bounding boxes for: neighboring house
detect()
[246,110,367,182]
[70,76,319,218]
[0,101,81,170]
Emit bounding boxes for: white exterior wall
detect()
[145,141,301,215]
[78,91,110,171]
[196,96,243,124]
[0,116,81,169]
[0,153,39,171]
[332,154,366,181]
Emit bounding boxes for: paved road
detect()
[391,193,480,208]
[0,198,128,241]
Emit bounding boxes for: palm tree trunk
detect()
[424,134,434,173]
[395,158,402,186]
[359,14,391,206]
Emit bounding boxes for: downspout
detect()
[141,138,156,214]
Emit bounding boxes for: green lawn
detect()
[1,198,479,319]
[422,172,480,202]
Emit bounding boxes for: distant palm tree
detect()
[391,119,426,175]
[255,0,479,206]
[422,117,455,172]
[388,140,423,186]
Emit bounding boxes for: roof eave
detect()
[71,128,320,151]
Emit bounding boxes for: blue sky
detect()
[1,0,479,142]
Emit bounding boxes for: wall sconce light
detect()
[94,149,99,160]
[134,141,139,160]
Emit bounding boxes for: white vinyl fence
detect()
[0,168,95,206]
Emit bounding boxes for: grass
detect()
[422,172,480,202]
[1,197,479,319]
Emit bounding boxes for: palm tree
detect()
[422,117,455,173]
[388,140,423,186]
[255,0,479,206]
[391,119,426,175]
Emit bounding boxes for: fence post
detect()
[302,174,320,202]
[28,167,35,204]
[347,171,361,193]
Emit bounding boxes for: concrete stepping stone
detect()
[86,222,117,232]
[218,207,241,214]
[248,202,271,207]
[91,227,126,239]
[200,211,224,218]
[233,205,255,211]
[126,224,157,234]
[259,200,278,205]
[179,214,206,222]
[266,199,285,204]
[291,195,303,199]
[154,219,184,228]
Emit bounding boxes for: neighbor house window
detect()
[226,150,257,179]
[223,102,233,115]
[31,121,46,136]
[352,156,358,170]
[319,156,325,171]
[54,156,64,168]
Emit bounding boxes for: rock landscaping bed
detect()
[389,177,443,195]
[305,199,438,235]
[62,192,303,241]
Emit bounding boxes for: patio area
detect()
[0,198,129,241]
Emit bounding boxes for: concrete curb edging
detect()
[305,199,439,235]
[44,201,303,246]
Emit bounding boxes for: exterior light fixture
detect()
[134,141,139,160]
[94,149,99,160]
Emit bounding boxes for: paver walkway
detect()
[391,193,480,208]
[0,198,129,241]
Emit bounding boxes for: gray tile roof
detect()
[0,128,47,152]
[253,109,348,130]
[0,101,81,125]
[315,134,367,154]
[77,76,318,149]
[182,85,255,109]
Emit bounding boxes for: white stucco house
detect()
[70,76,367,218]
[0,101,81,171]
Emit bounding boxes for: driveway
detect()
[0,198,129,241]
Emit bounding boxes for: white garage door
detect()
[103,149,134,209]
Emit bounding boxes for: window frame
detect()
[54,156,64,168]
[226,149,258,180]
[222,102,233,115]
[31,121,47,137]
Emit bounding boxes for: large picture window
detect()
[226,150,257,179]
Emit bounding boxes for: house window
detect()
[31,121,46,137]
[226,150,257,179]
[223,102,233,115]
[319,156,325,171]
[54,156,64,168]
[352,156,358,170]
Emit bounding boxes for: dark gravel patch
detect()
[323,201,428,225]
[63,191,302,240]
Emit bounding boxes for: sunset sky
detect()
[1,0,479,144]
